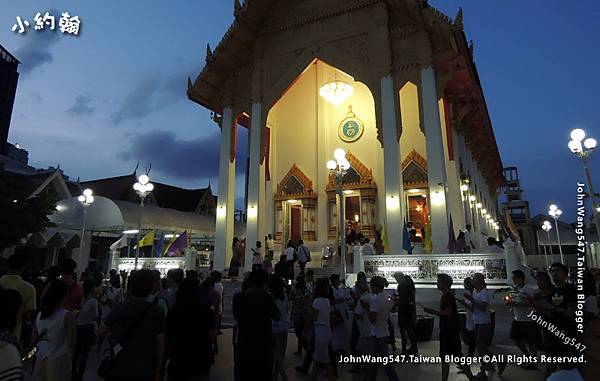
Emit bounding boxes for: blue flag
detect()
[154,231,164,257]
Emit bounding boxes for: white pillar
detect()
[214,107,236,272]
[420,67,449,253]
[380,75,404,253]
[245,102,263,270]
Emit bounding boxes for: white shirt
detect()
[463,290,475,331]
[511,284,536,321]
[464,230,476,250]
[472,288,491,325]
[354,293,374,337]
[102,286,123,320]
[359,243,374,256]
[77,297,98,326]
[252,247,264,265]
[369,292,394,338]
[285,247,295,261]
[332,287,351,319]
[35,309,70,360]
[313,297,331,327]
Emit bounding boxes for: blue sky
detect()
[1,1,599,220]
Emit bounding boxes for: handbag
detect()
[97,303,152,378]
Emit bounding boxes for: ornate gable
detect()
[275,164,316,200]
[402,149,428,187]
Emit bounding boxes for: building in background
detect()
[0,44,20,157]
[501,167,537,254]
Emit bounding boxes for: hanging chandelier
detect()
[319,80,353,106]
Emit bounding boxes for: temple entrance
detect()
[289,203,302,243]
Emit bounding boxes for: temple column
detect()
[245,102,264,270]
[380,74,404,253]
[420,67,449,253]
[214,107,236,272]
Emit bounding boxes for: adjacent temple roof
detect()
[81,173,215,213]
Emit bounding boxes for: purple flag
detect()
[166,231,188,257]
[446,214,457,253]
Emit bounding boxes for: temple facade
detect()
[188,0,504,271]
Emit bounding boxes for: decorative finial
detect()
[468,39,474,57]
[133,161,139,175]
[454,7,463,30]
[187,76,193,90]
[206,43,213,63]
[234,0,242,13]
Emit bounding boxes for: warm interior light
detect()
[123,229,139,234]
[247,206,257,218]
[386,195,400,210]
[354,214,359,222]
[343,190,354,195]
[319,81,353,106]
[407,189,420,193]
[287,199,298,204]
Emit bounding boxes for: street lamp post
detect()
[133,174,154,269]
[327,149,351,282]
[549,204,564,264]
[77,189,94,258]
[541,221,552,268]
[568,128,600,242]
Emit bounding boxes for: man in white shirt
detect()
[507,269,540,369]
[359,238,375,256]
[364,276,399,381]
[464,224,477,252]
[465,273,506,379]
[284,241,296,277]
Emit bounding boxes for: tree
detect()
[0,166,57,249]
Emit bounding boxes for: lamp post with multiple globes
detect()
[77,189,94,258]
[548,205,564,264]
[133,174,154,268]
[568,128,600,241]
[541,220,552,267]
[327,149,351,281]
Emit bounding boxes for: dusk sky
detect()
[1,1,599,220]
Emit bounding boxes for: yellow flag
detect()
[423,225,432,253]
[137,231,155,248]
[381,223,389,253]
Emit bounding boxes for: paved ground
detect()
[23,318,545,381]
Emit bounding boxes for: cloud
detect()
[110,63,196,125]
[67,95,95,116]
[119,130,247,180]
[14,18,60,75]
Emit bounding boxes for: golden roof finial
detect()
[454,7,463,30]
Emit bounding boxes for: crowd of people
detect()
[0,248,599,381]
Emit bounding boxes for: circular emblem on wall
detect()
[338,106,364,143]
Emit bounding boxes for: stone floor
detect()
[21,328,546,381]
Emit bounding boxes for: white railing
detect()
[363,253,507,285]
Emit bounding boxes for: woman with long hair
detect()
[309,278,336,381]
[270,274,289,381]
[167,278,215,380]
[71,280,97,381]
[32,281,76,381]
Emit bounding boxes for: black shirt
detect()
[439,291,459,335]
[105,298,165,379]
[547,284,577,333]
